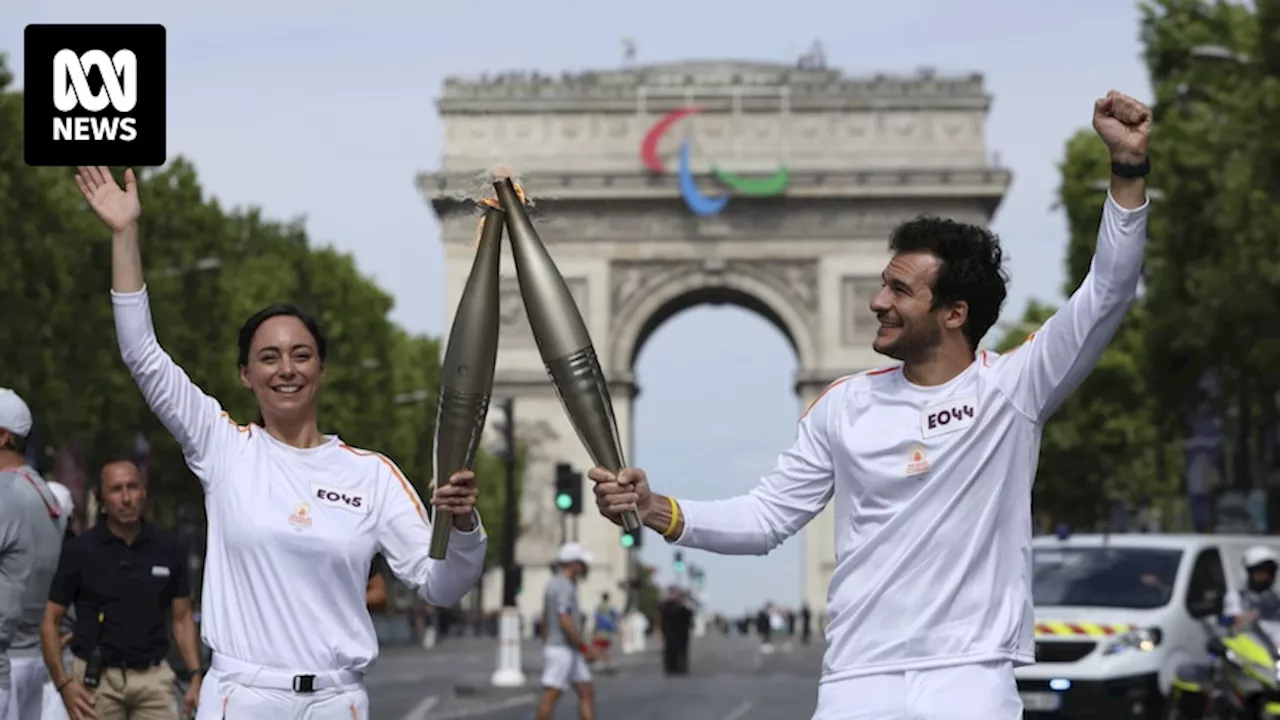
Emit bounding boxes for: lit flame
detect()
[473,170,527,246]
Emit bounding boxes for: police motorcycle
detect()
[1170,550,1280,719]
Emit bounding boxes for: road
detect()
[366,634,823,720]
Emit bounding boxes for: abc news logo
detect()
[53,49,139,143]
[24,24,166,167]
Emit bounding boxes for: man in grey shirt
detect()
[0,389,63,720]
[535,543,596,720]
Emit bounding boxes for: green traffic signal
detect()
[620,533,635,548]
[556,493,572,511]
[674,561,685,572]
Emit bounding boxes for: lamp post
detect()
[490,397,525,687]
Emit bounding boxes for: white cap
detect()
[557,542,593,566]
[1245,545,1278,568]
[47,481,75,516]
[0,388,32,438]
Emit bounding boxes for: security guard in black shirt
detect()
[40,460,203,720]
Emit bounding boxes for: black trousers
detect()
[663,635,689,674]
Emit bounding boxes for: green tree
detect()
[1055,130,1113,293]
[0,51,517,545]
[0,56,141,516]
[997,304,1174,529]
[633,563,662,618]
[1139,0,1279,481]
[1004,128,1180,529]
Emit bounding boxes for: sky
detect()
[7,0,1153,615]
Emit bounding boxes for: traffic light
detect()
[621,527,642,549]
[673,550,685,573]
[554,463,582,515]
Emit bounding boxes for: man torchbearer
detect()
[590,91,1153,719]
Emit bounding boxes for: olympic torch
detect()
[429,205,505,559]
[494,178,641,532]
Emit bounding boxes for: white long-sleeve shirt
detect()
[113,288,487,674]
[672,193,1148,683]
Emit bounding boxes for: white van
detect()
[1015,533,1280,719]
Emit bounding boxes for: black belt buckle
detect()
[292,674,316,693]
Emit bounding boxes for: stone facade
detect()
[421,60,1009,621]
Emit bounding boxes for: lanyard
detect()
[17,470,62,521]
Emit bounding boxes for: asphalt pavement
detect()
[365,634,823,720]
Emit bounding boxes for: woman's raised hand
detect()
[75,166,140,232]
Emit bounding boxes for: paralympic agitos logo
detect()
[639,107,789,217]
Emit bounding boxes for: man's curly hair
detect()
[888,217,1010,351]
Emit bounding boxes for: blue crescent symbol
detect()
[677,139,730,216]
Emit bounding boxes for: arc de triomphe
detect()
[418,61,1009,620]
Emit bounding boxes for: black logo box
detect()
[23,24,166,167]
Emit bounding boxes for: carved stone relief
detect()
[609,260,694,317]
[609,258,818,329]
[840,276,882,346]
[499,276,589,347]
[728,259,819,315]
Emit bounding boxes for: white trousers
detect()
[0,688,9,720]
[813,661,1023,720]
[7,656,48,720]
[39,681,67,720]
[194,655,368,720]
[39,652,70,720]
[540,646,592,691]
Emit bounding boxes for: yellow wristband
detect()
[663,496,680,538]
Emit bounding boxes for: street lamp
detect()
[1189,44,1250,64]
[154,257,222,278]
[1179,43,1262,505]
[488,397,524,688]
[392,389,431,405]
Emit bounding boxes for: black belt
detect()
[293,675,317,693]
[74,652,164,671]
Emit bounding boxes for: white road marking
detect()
[722,700,755,720]
[430,693,539,719]
[399,694,439,720]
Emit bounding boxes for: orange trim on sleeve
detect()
[800,376,854,420]
[339,444,427,523]
[218,412,252,434]
[1000,331,1038,358]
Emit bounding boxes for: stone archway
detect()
[420,60,1009,620]
[609,260,818,374]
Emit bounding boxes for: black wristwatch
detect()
[1111,156,1150,178]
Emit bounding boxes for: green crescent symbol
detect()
[711,165,790,197]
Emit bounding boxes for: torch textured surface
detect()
[495,179,641,531]
[430,205,504,558]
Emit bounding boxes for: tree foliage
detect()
[1139,0,1280,489]
[1017,0,1280,529]
[0,55,512,559]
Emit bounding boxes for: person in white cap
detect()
[75,165,487,720]
[535,543,596,720]
[0,389,64,720]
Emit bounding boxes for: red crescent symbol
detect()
[640,107,700,173]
